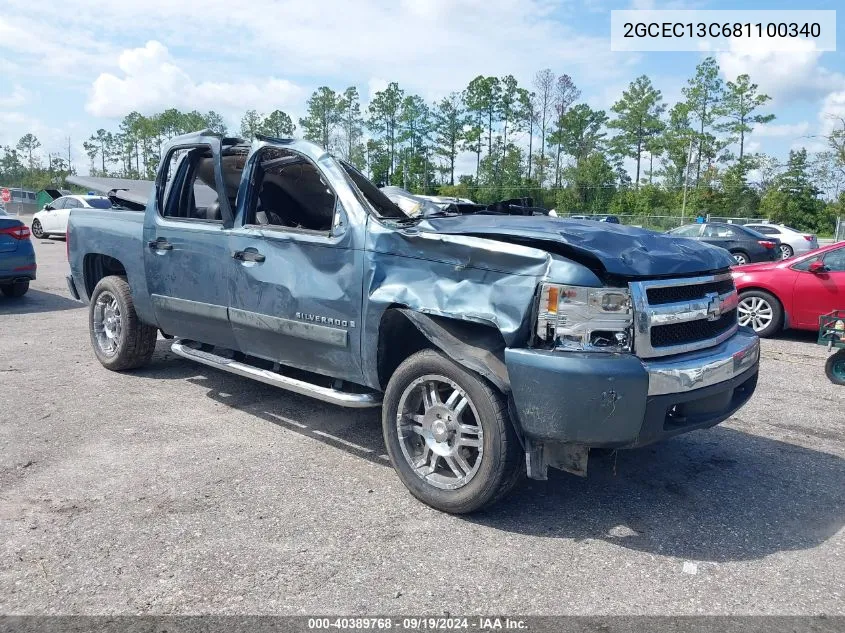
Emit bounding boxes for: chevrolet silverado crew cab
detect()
[66,131,760,513]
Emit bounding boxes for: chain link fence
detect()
[705,216,766,226]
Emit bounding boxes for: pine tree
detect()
[337,87,364,167]
[533,69,556,186]
[367,82,404,182]
[715,74,774,166]
[299,86,341,150]
[260,110,296,137]
[683,57,723,185]
[432,93,467,186]
[240,110,262,140]
[550,75,580,188]
[609,75,665,189]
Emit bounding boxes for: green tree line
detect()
[3,57,845,233]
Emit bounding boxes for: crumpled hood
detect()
[421,215,733,278]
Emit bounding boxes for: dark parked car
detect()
[668,222,780,265]
[0,206,36,297]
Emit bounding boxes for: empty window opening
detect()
[248,147,336,233]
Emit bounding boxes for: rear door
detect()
[142,136,238,348]
[792,246,845,328]
[701,224,737,251]
[227,143,365,382]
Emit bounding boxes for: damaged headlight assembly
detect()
[536,283,633,352]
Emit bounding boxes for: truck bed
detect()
[67,207,155,321]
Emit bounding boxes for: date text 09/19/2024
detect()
[307,617,527,630]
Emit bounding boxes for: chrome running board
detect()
[171,340,382,408]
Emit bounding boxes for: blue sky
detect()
[1,0,843,179]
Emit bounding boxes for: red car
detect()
[732,242,845,337]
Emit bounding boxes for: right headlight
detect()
[536,283,633,352]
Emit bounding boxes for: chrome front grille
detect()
[629,273,739,359]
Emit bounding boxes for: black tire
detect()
[825,350,845,386]
[779,244,794,259]
[737,289,783,338]
[382,349,524,514]
[88,275,157,371]
[731,251,750,266]
[1,280,29,297]
[31,219,46,239]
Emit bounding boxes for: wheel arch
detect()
[83,253,128,298]
[738,286,788,329]
[376,306,510,394]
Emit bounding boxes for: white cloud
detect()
[754,122,811,138]
[5,0,627,101]
[367,78,390,104]
[716,37,845,105]
[0,15,117,80]
[86,41,305,119]
[744,140,762,155]
[0,111,82,165]
[0,85,28,109]
[818,91,845,135]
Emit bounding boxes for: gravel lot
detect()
[1,237,844,615]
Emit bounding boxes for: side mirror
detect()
[44,204,54,211]
[809,261,829,274]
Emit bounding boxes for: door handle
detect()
[148,239,173,250]
[233,250,265,263]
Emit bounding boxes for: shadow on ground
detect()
[146,351,845,563]
[0,289,82,315]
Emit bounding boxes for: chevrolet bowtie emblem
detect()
[705,292,722,321]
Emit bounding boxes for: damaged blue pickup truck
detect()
[66,131,760,513]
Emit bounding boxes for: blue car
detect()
[0,206,36,297]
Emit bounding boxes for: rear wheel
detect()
[382,349,523,514]
[738,290,783,337]
[89,275,157,370]
[826,350,845,386]
[1,280,29,297]
[779,244,793,259]
[31,219,46,239]
[732,251,750,266]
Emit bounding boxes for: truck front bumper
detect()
[505,327,759,449]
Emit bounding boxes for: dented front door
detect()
[227,147,365,383]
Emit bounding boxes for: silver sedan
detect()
[744,223,819,259]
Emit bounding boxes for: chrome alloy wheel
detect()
[738,295,773,332]
[92,290,122,356]
[396,374,484,490]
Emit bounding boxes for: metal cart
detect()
[819,310,845,386]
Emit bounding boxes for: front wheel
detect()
[89,275,158,371]
[738,290,783,337]
[31,219,46,239]
[382,349,523,514]
[826,350,845,386]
